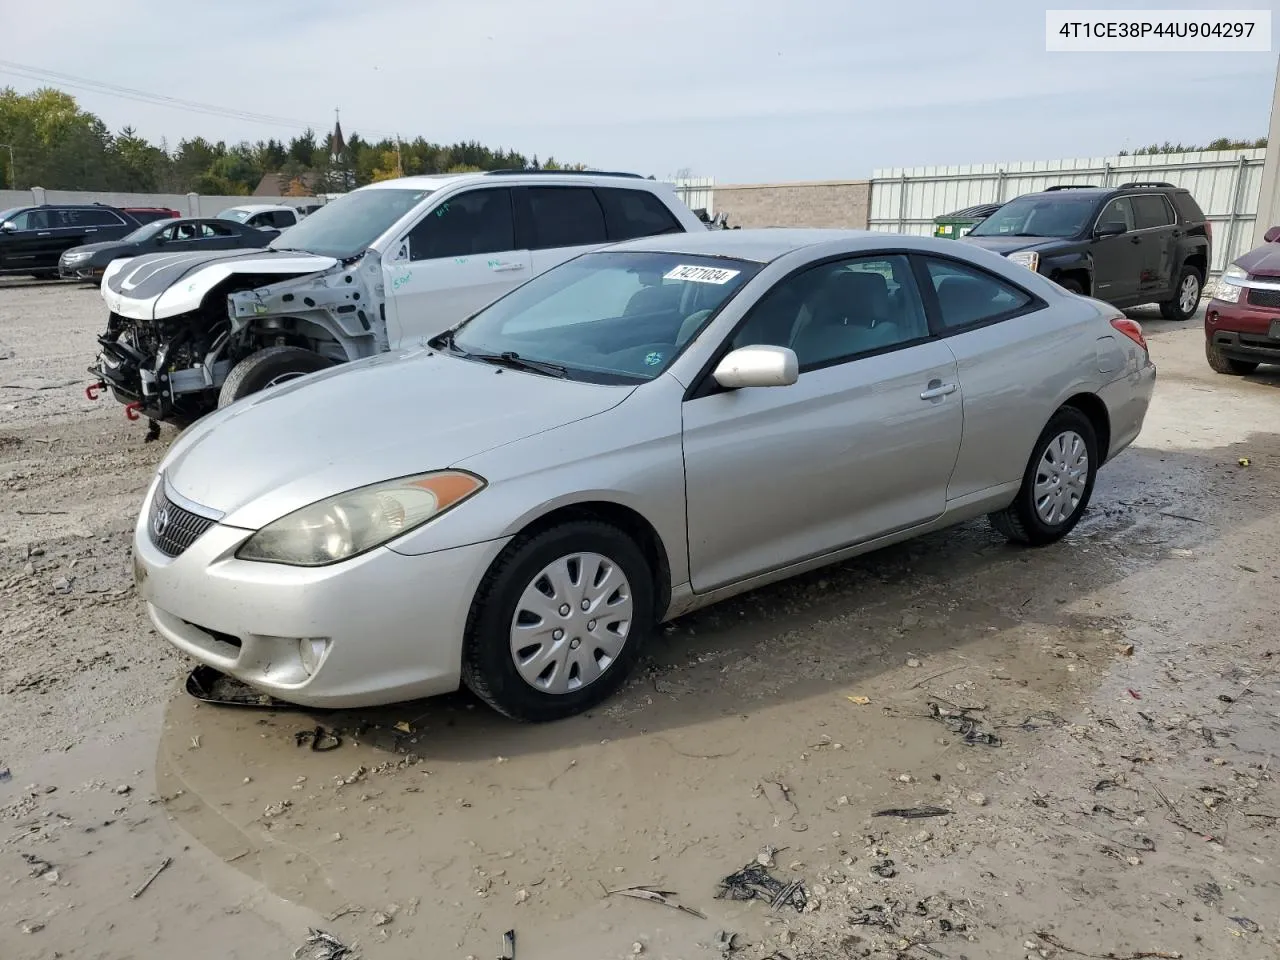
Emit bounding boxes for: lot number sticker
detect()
[664,264,740,284]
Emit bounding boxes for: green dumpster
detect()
[932,202,1003,239]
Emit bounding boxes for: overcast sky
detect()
[1,0,1276,183]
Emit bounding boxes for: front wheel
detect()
[218,346,334,408]
[1160,266,1202,321]
[462,521,654,722]
[1205,339,1258,376]
[989,406,1098,546]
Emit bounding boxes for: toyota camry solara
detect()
[133,229,1156,721]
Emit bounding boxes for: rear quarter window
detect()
[1170,192,1206,224]
[598,187,684,241]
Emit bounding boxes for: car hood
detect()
[960,235,1063,255]
[161,349,634,530]
[101,248,333,321]
[64,240,138,260]
[1236,242,1280,278]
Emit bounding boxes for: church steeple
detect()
[328,108,345,159]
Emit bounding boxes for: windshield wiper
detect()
[465,350,568,379]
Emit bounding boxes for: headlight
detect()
[236,470,485,566]
[1007,250,1040,272]
[63,251,87,263]
[1213,265,1246,304]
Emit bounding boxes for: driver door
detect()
[381,187,531,350]
[1090,196,1143,304]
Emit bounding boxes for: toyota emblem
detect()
[152,505,170,538]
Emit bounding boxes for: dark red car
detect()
[121,206,182,224]
[1204,226,1280,375]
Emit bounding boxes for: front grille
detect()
[148,485,217,558]
[1246,288,1280,309]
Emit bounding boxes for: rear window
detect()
[1170,191,1206,224]
[598,187,684,241]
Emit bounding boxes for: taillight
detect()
[1111,317,1147,352]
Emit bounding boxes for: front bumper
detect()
[1205,297,1280,364]
[133,476,511,708]
[58,260,101,281]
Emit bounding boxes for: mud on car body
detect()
[86,171,706,429]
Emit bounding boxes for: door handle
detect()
[920,381,957,400]
[84,228,97,234]
[491,261,525,272]
[37,231,51,236]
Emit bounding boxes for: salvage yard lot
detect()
[1,277,1278,960]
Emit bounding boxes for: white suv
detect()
[91,171,706,427]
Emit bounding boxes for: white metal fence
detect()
[667,176,715,215]
[869,149,1266,276]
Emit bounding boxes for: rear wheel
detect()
[218,345,334,408]
[462,521,654,722]
[989,406,1098,546]
[1160,265,1202,321]
[1054,276,1084,295]
[1205,339,1258,376]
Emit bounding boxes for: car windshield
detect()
[267,188,433,258]
[968,195,1098,238]
[121,219,176,243]
[446,250,760,385]
[0,206,21,223]
[218,208,252,223]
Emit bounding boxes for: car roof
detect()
[223,203,293,213]
[358,170,660,192]
[607,228,888,263]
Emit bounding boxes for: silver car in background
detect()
[132,229,1156,721]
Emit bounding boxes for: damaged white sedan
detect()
[87,170,705,428]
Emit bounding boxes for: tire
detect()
[461,520,654,722]
[1159,265,1202,321]
[30,270,58,280]
[1055,277,1084,295]
[989,406,1099,547]
[217,346,333,408]
[1205,339,1258,376]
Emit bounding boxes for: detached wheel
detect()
[218,346,333,408]
[1205,339,1258,376]
[1160,265,1202,321]
[462,521,654,722]
[989,406,1098,546]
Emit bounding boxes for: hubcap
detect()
[1033,430,1089,525]
[1179,274,1200,314]
[509,552,634,695]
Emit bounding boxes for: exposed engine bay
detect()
[87,249,384,429]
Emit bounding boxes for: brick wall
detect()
[713,180,871,229]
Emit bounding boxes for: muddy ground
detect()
[1,276,1277,960]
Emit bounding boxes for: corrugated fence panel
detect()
[870,149,1266,273]
[666,176,715,215]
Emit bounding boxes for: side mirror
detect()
[1264,226,1280,244]
[153,234,167,244]
[0,221,15,233]
[712,345,799,390]
[1095,222,1127,238]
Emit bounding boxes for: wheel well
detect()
[512,502,672,617]
[1051,268,1092,296]
[1183,252,1207,284]
[197,273,310,316]
[1061,392,1111,463]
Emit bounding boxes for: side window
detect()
[273,210,297,227]
[81,209,123,226]
[248,213,271,228]
[201,222,235,237]
[407,188,515,261]
[155,224,179,242]
[598,188,683,241]
[922,258,1035,331]
[1132,194,1175,230]
[1097,197,1136,233]
[527,186,607,250]
[732,254,931,370]
[174,222,200,241]
[6,211,31,229]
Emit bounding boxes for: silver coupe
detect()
[132,229,1156,721]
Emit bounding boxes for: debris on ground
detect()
[293,928,358,960]
[927,701,1001,747]
[873,806,951,820]
[606,884,707,918]
[717,861,808,911]
[500,928,515,959]
[1035,930,1182,959]
[129,856,172,898]
[22,852,56,879]
[0,766,10,782]
[295,726,343,751]
[714,930,740,954]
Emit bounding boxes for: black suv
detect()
[961,182,1211,320]
[0,203,142,279]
